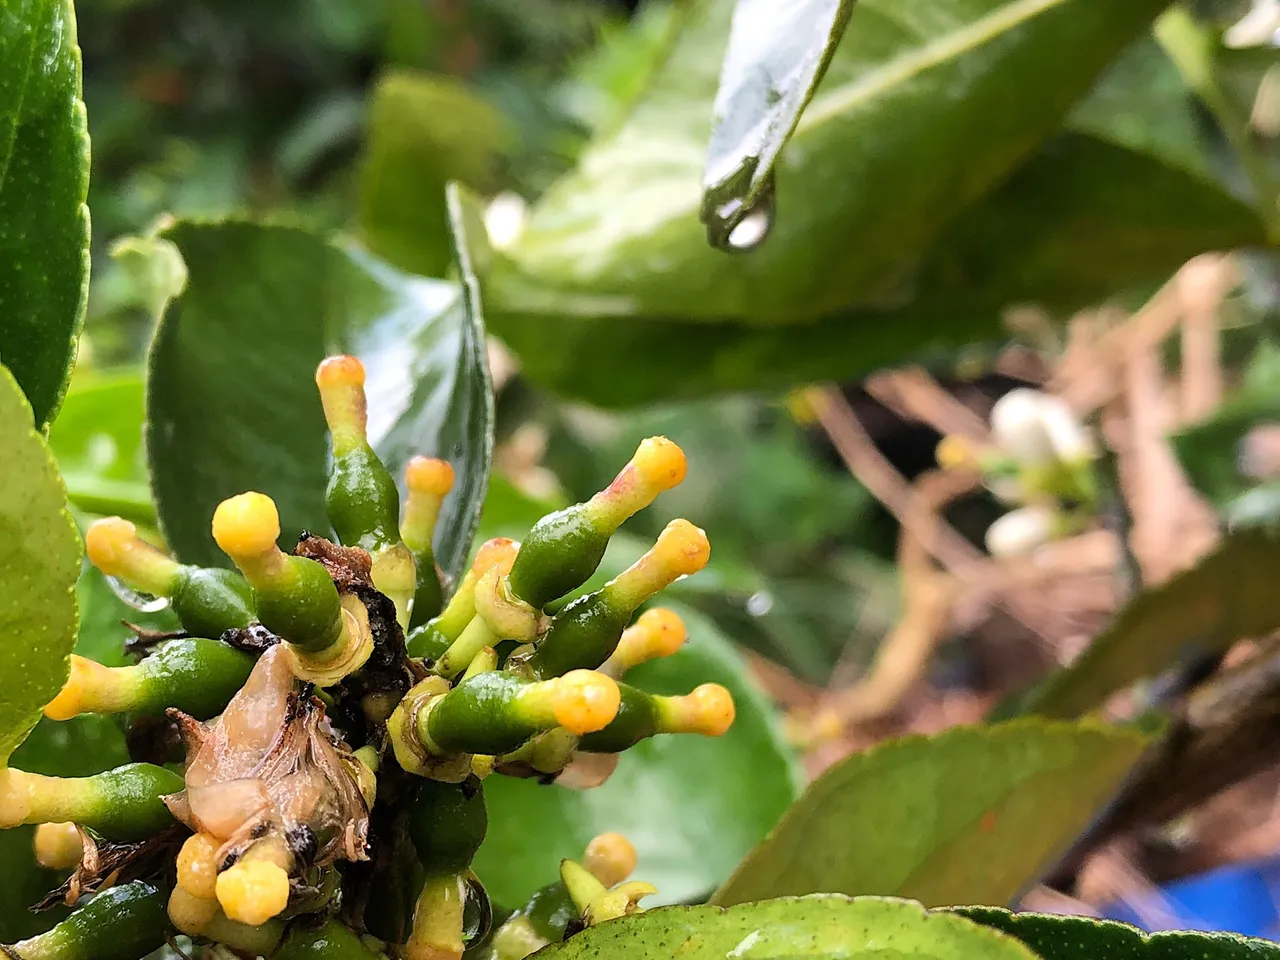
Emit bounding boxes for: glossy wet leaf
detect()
[500,0,1169,326]
[0,0,90,428]
[1172,341,1280,508]
[700,0,854,247]
[359,71,509,277]
[0,566,177,942]
[474,605,800,907]
[1014,528,1280,720]
[711,719,1149,907]
[146,211,493,581]
[957,906,1280,960]
[0,364,80,764]
[47,370,153,525]
[534,896,1039,960]
[492,133,1262,407]
[0,366,85,942]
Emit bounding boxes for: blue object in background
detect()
[1102,856,1280,940]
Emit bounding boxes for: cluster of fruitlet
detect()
[0,356,734,960]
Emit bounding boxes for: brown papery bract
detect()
[166,645,370,869]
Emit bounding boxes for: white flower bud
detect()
[990,389,1057,465]
[990,389,1092,466]
[1226,0,1280,49]
[985,505,1057,558]
[1038,393,1094,463]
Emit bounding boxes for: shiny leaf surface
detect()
[958,906,1280,960]
[501,0,1170,325]
[146,214,493,580]
[0,0,90,428]
[492,133,1262,407]
[534,896,1039,960]
[0,363,80,765]
[712,719,1149,907]
[700,0,854,247]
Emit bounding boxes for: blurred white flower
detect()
[484,191,528,251]
[990,389,1057,465]
[1038,393,1094,462]
[990,388,1092,466]
[986,475,1025,505]
[985,505,1057,558]
[1226,0,1280,48]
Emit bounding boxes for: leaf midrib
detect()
[794,0,1069,134]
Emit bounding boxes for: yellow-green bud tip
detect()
[633,436,687,491]
[212,492,281,560]
[216,859,290,926]
[315,355,369,455]
[177,832,221,901]
[84,517,180,594]
[652,519,711,578]
[84,517,139,573]
[168,885,219,935]
[584,832,636,888]
[33,822,82,870]
[315,354,366,389]
[406,456,456,497]
[43,655,110,721]
[473,537,519,576]
[549,670,620,735]
[627,609,686,660]
[686,683,735,737]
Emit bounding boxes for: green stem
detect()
[64,476,156,526]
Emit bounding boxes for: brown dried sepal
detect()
[163,645,371,879]
[34,824,186,911]
[294,534,374,592]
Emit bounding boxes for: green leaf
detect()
[1172,341,1280,507]
[0,0,90,428]
[358,71,510,278]
[146,208,494,580]
[501,0,1169,325]
[0,363,80,765]
[957,906,1280,960]
[473,604,800,908]
[1014,527,1280,720]
[47,370,154,525]
[711,719,1149,908]
[532,895,1039,960]
[491,133,1262,407]
[700,0,855,247]
[1068,34,1214,180]
[0,562,178,942]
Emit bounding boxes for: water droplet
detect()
[746,591,773,617]
[105,575,171,614]
[702,169,776,251]
[727,206,772,251]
